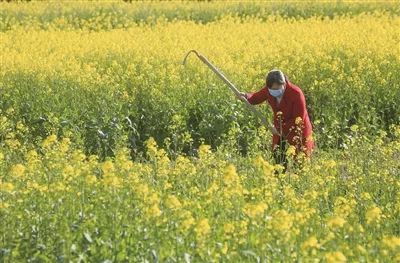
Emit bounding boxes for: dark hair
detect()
[266,69,286,88]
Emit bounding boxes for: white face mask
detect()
[268,86,285,98]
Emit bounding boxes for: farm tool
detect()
[182,50,276,134]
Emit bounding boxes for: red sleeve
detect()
[245,87,268,105]
[281,91,307,137]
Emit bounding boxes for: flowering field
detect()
[0,1,399,262]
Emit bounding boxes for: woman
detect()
[238,69,314,169]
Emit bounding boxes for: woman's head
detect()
[266,69,286,90]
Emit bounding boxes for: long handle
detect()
[183,50,275,133]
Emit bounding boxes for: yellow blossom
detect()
[221,242,228,254]
[198,144,211,159]
[0,181,15,193]
[0,202,10,209]
[42,134,57,148]
[146,204,161,218]
[223,164,239,185]
[223,223,235,235]
[286,145,296,156]
[301,236,320,250]
[180,213,195,232]
[195,218,211,238]
[325,251,347,263]
[101,160,115,174]
[10,164,25,178]
[366,206,382,224]
[327,216,346,229]
[271,210,293,233]
[165,195,181,210]
[382,236,400,251]
[243,202,268,219]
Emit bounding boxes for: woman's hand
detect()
[236,92,247,102]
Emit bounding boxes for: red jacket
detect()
[246,80,314,156]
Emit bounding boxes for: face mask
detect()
[268,87,285,98]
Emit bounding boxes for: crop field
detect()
[0,1,399,262]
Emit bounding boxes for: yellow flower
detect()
[382,236,400,251]
[146,204,161,218]
[350,125,359,132]
[165,195,181,210]
[253,155,274,176]
[146,137,158,158]
[59,137,71,153]
[195,218,211,238]
[325,251,347,263]
[206,182,219,195]
[222,164,243,198]
[221,242,228,254]
[238,220,249,237]
[286,145,296,156]
[85,174,97,185]
[357,245,366,254]
[366,206,382,224]
[223,223,235,235]
[334,197,355,218]
[103,175,122,188]
[327,216,346,228]
[10,164,25,178]
[301,236,320,250]
[5,138,21,150]
[51,182,67,192]
[26,181,47,193]
[180,214,195,232]
[271,210,293,233]
[243,202,267,219]
[26,150,39,164]
[223,164,239,185]
[62,165,75,178]
[136,184,149,197]
[122,91,129,100]
[42,134,57,148]
[163,182,172,190]
[361,192,372,201]
[323,159,337,169]
[146,193,160,205]
[0,202,10,209]
[198,144,211,159]
[0,181,15,193]
[72,150,86,162]
[101,160,115,174]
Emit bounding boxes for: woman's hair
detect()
[266,69,287,88]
